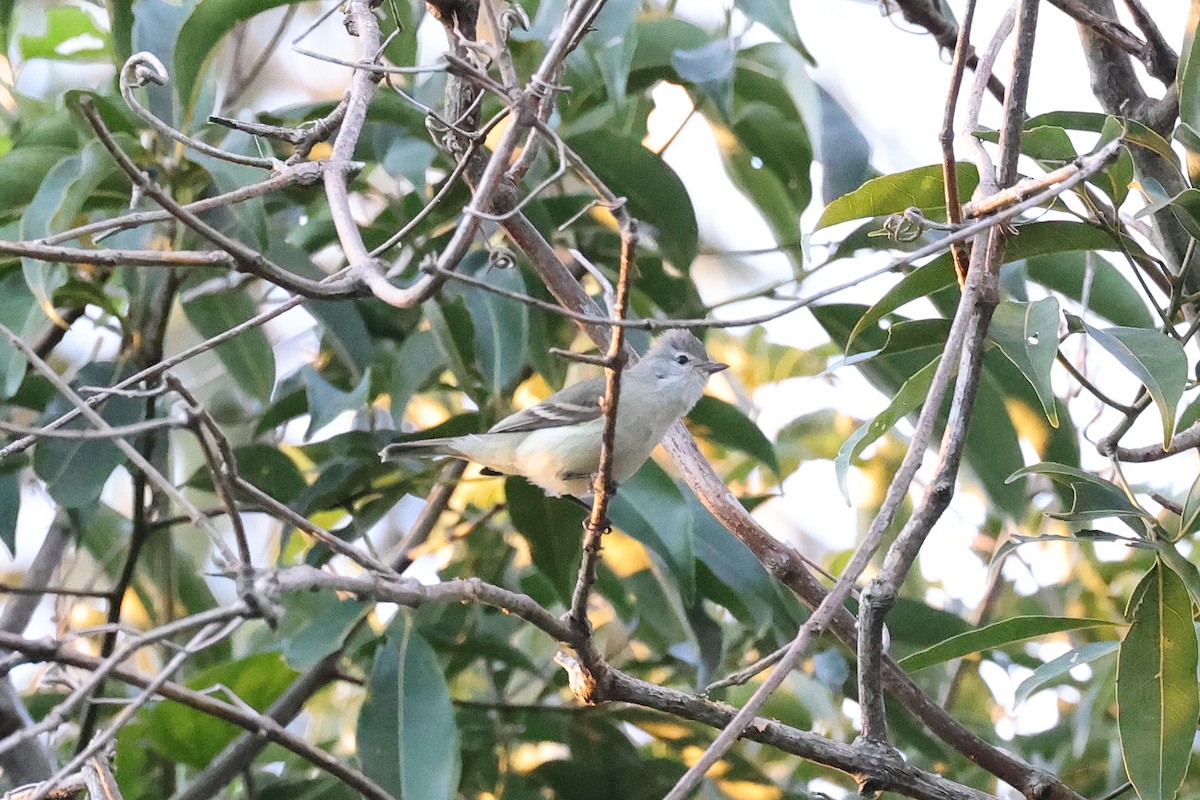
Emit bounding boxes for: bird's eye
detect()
[675,354,690,365]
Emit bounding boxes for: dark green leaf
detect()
[1118,562,1198,800]
[847,221,1147,352]
[183,289,276,404]
[358,612,460,800]
[988,298,1060,426]
[32,363,145,509]
[610,460,695,605]
[1020,252,1153,329]
[845,255,955,353]
[687,395,778,474]
[672,39,735,117]
[231,443,306,504]
[565,129,698,269]
[301,366,371,438]
[454,257,529,397]
[0,461,19,555]
[693,497,800,635]
[109,0,134,65]
[1007,462,1147,527]
[388,330,445,420]
[277,593,367,670]
[1081,321,1186,447]
[425,295,481,401]
[307,299,372,379]
[505,477,585,605]
[583,0,638,103]
[898,615,1118,672]
[0,145,73,218]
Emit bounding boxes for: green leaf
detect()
[582,0,638,104]
[277,593,367,670]
[182,289,276,404]
[609,460,696,605]
[0,272,45,398]
[815,162,978,230]
[1007,462,1147,526]
[425,295,481,402]
[109,0,134,65]
[20,143,115,325]
[850,219,1151,352]
[898,615,1118,672]
[565,129,698,269]
[1081,321,1186,447]
[301,366,371,439]
[836,319,950,369]
[0,145,73,218]
[32,363,145,509]
[358,612,461,800]
[19,6,110,61]
[835,355,940,501]
[1024,111,1179,168]
[140,652,298,767]
[692,498,799,635]
[388,330,445,420]
[0,459,20,556]
[845,255,956,352]
[1118,562,1199,800]
[1013,641,1119,707]
[1021,252,1153,329]
[455,257,529,398]
[230,443,306,504]
[988,298,1060,426]
[686,395,778,474]
[173,0,304,119]
[1180,470,1200,539]
[673,39,736,117]
[307,300,375,379]
[736,0,812,61]
[0,0,12,50]
[505,477,585,605]
[1179,5,1200,184]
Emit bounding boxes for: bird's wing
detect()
[488,376,605,433]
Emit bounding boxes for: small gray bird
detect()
[380,330,728,497]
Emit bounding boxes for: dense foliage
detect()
[1,1,1199,800]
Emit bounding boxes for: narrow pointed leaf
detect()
[1081,321,1186,447]
[1118,563,1198,800]
[835,355,940,500]
[183,290,276,403]
[358,612,460,800]
[1013,641,1119,707]
[899,615,1118,672]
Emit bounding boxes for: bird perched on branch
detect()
[381,330,728,497]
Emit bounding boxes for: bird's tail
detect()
[380,438,462,462]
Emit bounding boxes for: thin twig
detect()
[0,320,238,565]
[940,0,977,284]
[568,219,636,635]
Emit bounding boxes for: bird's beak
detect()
[700,361,729,375]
